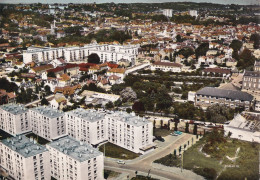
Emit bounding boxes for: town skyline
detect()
[1,0,259,5]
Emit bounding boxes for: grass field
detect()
[99,142,139,160]
[154,131,259,180]
[104,170,120,179]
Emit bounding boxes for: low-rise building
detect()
[0,104,30,136]
[0,135,50,180]
[242,71,260,92]
[150,61,182,72]
[29,106,66,141]
[195,87,254,110]
[46,136,104,180]
[224,112,260,143]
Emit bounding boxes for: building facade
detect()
[0,135,50,180]
[224,112,260,143]
[195,87,254,110]
[0,104,30,136]
[150,61,182,72]
[46,136,104,180]
[29,106,66,141]
[23,44,139,65]
[65,109,154,154]
[105,111,154,154]
[163,9,173,17]
[242,71,260,92]
[66,109,107,145]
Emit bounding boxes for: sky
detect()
[0,0,259,5]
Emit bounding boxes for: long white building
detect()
[163,9,173,17]
[29,106,66,141]
[46,136,104,180]
[0,104,30,136]
[0,135,50,180]
[23,44,139,65]
[65,109,154,154]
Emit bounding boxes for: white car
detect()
[117,160,125,164]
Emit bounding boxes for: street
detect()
[105,133,204,180]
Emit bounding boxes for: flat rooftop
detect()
[107,111,150,127]
[1,135,48,158]
[30,106,64,119]
[66,108,106,122]
[48,136,102,162]
[1,104,28,115]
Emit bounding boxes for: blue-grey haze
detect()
[0,0,259,5]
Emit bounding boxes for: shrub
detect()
[193,167,217,180]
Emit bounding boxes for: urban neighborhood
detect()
[0,1,259,180]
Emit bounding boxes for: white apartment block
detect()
[29,106,66,141]
[189,10,198,17]
[163,9,173,17]
[0,135,50,180]
[46,136,104,180]
[66,109,107,145]
[105,111,154,154]
[66,108,154,154]
[23,44,139,65]
[0,104,30,136]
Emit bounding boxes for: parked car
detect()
[117,160,125,165]
[155,136,165,142]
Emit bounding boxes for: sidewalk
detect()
[152,163,204,180]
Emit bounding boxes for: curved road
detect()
[105,133,199,180]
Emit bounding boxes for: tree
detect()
[44,85,51,95]
[160,120,163,129]
[193,124,197,135]
[126,108,132,113]
[105,101,114,109]
[230,40,243,52]
[237,48,255,70]
[41,97,49,105]
[88,53,100,64]
[47,71,56,78]
[132,101,145,112]
[195,43,209,58]
[250,33,260,49]
[185,123,189,133]
[176,34,182,42]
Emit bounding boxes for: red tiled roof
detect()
[203,68,231,74]
[153,61,182,67]
[47,66,65,73]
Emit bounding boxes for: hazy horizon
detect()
[0,0,259,5]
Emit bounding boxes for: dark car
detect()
[155,136,165,142]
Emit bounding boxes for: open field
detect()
[99,142,139,160]
[154,131,259,180]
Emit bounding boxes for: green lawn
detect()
[154,132,259,180]
[25,133,50,145]
[153,128,173,137]
[0,129,13,140]
[104,170,120,179]
[99,142,139,160]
